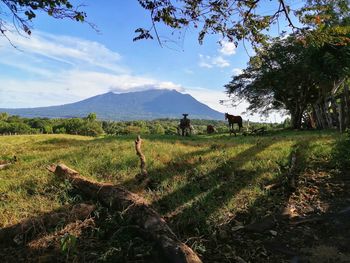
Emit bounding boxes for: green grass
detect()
[0,130,345,236]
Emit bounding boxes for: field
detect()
[0,131,349,262]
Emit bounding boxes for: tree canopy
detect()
[225,17,350,128]
[0,0,86,41]
[1,0,349,48]
[136,0,350,47]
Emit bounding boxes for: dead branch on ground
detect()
[49,163,202,263]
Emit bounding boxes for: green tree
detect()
[225,22,350,129]
[86,113,97,122]
[150,122,165,134]
[0,112,9,121]
[80,121,104,137]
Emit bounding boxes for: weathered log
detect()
[0,203,95,246]
[50,164,202,263]
[0,163,11,170]
[0,156,18,170]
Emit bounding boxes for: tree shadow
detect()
[148,138,285,236]
[208,135,350,262]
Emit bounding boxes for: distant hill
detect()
[0,89,224,120]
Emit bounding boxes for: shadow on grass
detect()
[208,135,350,262]
[114,137,283,239]
[5,131,347,262]
[154,139,286,236]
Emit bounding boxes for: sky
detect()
[0,0,301,122]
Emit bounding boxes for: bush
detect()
[80,121,104,137]
[54,127,67,134]
[124,125,142,135]
[149,123,165,134]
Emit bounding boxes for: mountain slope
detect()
[0,89,224,120]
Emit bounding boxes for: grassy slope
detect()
[0,130,347,261]
[0,131,338,225]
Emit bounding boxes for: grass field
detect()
[1,130,349,262]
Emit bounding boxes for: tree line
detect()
[0,112,287,137]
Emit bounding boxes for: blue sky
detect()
[0,0,302,122]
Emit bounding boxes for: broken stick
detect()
[135,135,148,177]
[50,164,202,263]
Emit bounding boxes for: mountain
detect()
[0,89,224,120]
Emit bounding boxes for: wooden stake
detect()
[135,135,148,177]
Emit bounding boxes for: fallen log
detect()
[0,156,18,170]
[50,163,202,263]
[0,163,11,170]
[0,203,95,246]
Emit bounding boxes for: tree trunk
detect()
[344,85,350,129]
[313,105,322,129]
[330,96,339,129]
[316,104,326,129]
[291,107,303,129]
[50,164,202,263]
[320,100,328,128]
[338,96,345,132]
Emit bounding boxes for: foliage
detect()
[136,0,350,47]
[0,0,86,40]
[0,112,288,136]
[225,20,350,129]
[85,112,97,122]
[60,233,77,256]
[0,113,104,136]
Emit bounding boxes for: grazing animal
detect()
[178,114,192,136]
[206,125,215,134]
[225,113,243,133]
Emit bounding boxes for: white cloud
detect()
[0,31,183,108]
[198,39,237,70]
[185,87,286,123]
[0,31,126,74]
[198,54,230,69]
[212,56,230,68]
[232,68,243,75]
[219,40,236,56]
[0,30,284,122]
